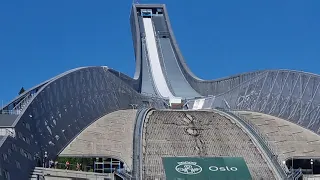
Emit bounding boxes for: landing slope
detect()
[142,110,275,179]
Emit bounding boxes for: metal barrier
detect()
[1,92,35,115]
[140,92,170,108]
[33,166,112,179]
[132,108,153,180]
[115,168,133,179]
[0,109,20,115]
[42,162,93,172]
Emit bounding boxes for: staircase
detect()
[114,169,132,180]
[29,167,44,180]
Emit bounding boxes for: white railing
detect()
[33,167,112,179]
[0,110,20,115]
[13,93,35,111]
[1,92,35,115]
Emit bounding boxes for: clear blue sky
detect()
[0,0,319,105]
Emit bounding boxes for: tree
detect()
[18,87,25,95]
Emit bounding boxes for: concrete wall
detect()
[60,109,137,170]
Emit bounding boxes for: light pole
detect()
[311,159,314,175]
[43,151,48,168]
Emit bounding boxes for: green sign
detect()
[162,157,252,180]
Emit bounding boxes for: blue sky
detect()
[0,0,319,104]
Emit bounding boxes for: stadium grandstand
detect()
[0,3,320,180]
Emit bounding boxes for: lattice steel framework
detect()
[0,66,165,180]
[187,70,320,135]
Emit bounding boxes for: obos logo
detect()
[175,161,202,175]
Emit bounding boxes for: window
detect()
[11,144,17,151]
[7,149,11,156]
[15,161,21,169]
[27,153,32,160]
[2,154,7,161]
[23,151,27,158]
[20,148,30,159]
[20,148,27,158]
[3,170,10,180]
[18,132,22,139]
[26,123,31,131]
[26,137,30,144]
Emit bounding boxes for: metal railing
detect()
[218,108,290,179]
[1,92,35,115]
[132,108,153,180]
[42,162,129,174]
[33,165,112,179]
[115,168,133,179]
[287,168,303,180]
[0,109,20,115]
[41,162,93,171]
[12,93,33,110]
[140,92,170,108]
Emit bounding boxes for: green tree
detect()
[18,87,25,95]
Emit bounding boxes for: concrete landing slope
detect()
[141,110,275,180]
[237,111,320,161]
[60,110,137,170]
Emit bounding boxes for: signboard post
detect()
[162,157,252,180]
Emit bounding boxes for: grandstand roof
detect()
[60,109,137,170]
[237,111,320,161]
